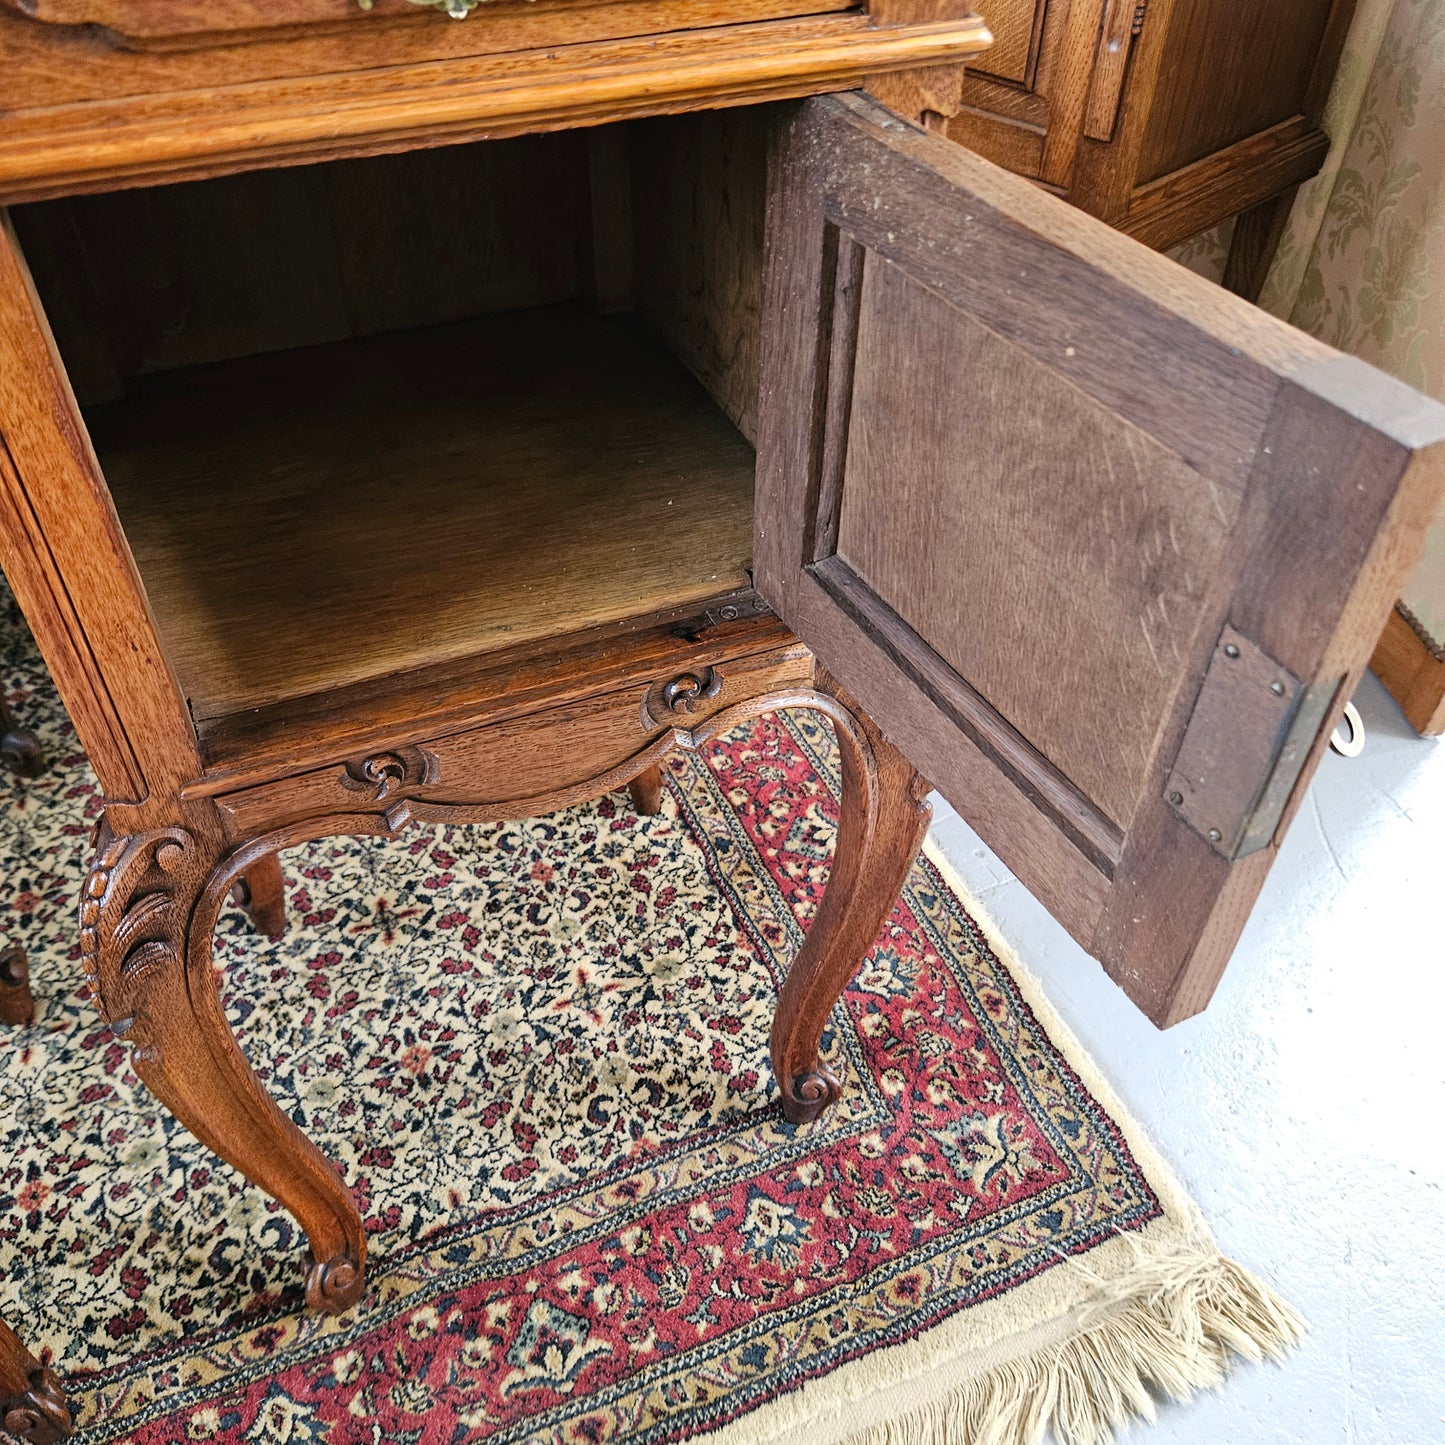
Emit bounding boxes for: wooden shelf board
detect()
[90,306,756,723]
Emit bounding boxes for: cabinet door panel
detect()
[755,94,1445,1025]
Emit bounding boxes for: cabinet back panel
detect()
[12,132,589,403]
[1137,0,1338,184]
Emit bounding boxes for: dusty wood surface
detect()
[91,307,756,721]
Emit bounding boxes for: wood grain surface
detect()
[755,93,1445,1024]
[0,13,992,203]
[90,306,756,721]
[1370,605,1445,737]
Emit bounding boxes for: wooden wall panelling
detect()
[1033,0,1111,190]
[0,213,198,814]
[1133,0,1343,184]
[1121,117,1330,252]
[585,127,637,316]
[947,0,1109,191]
[14,133,594,393]
[1080,0,1147,143]
[961,0,1039,85]
[13,170,354,384]
[0,205,123,406]
[631,108,770,442]
[1065,0,1178,224]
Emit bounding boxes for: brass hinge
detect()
[1132,1,1148,37]
[1164,625,1338,860]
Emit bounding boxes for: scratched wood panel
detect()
[836,257,1238,830]
[757,94,1445,1027]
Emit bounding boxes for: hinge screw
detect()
[1207,828,1222,842]
[1169,791,1183,806]
[1223,643,1240,659]
[1270,681,1286,695]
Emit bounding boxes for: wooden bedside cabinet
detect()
[0,0,1440,1310]
[953,0,1356,296]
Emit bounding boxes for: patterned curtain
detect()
[1262,0,1445,651]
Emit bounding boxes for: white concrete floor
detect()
[927,670,1445,1445]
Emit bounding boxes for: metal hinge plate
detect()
[1165,625,1336,860]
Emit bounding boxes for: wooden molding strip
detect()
[1121,115,1330,252]
[0,15,992,203]
[1371,602,1445,736]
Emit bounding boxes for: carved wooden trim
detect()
[0,16,993,204]
[1371,601,1445,736]
[80,813,367,1313]
[78,824,198,1056]
[1397,599,1445,662]
[74,674,928,1311]
[339,745,441,800]
[641,667,724,727]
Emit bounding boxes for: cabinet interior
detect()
[11,108,772,737]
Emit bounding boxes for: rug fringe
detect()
[841,1248,1305,1445]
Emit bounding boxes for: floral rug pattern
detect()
[0,599,1160,1443]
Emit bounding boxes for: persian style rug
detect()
[0,597,1301,1445]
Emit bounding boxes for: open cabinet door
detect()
[755,94,1445,1027]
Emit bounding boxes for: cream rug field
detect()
[0,597,1302,1444]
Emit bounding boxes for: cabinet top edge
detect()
[0,14,991,205]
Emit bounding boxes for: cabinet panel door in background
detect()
[755,94,1445,1026]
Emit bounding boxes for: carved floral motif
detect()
[78,824,198,1061]
[339,746,440,802]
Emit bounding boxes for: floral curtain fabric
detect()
[1263,0,1445,649]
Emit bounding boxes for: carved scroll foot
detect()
[82,819,366,1313]
[771,671,932,1126]
[626,764,665,817]
[306,1251,366,1313]
[0,693,44,779]
[230,852,288,940]
[0,943,36,1027]
[1,1319,71,1444]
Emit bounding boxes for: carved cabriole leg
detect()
[626,764,665,816]
[0,1316,70,1445]
[230,852,288,941]
[80,814,367,1313]
[64,659,904,1308]
[770,671,932,1125]
[0,942,36,1027]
